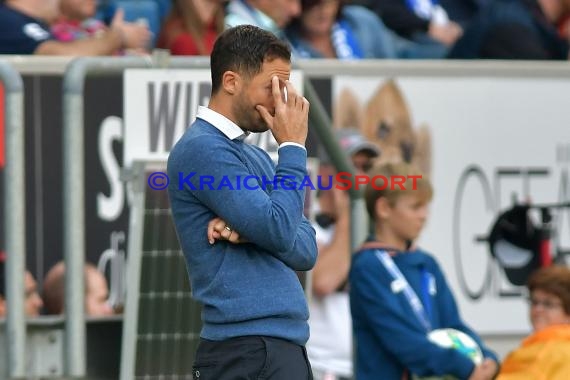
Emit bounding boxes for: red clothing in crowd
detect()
[157,17,218,55]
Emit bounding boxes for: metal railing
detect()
[303,78,368,250]
[62,54,211,377]
[0,60,26,379]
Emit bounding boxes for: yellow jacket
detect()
[497,325,570,380]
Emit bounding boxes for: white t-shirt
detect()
[307,222,353,377]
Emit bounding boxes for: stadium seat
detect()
[155,0,173,20]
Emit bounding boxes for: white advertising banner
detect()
[123,69,304,166]
[333,75,570,334]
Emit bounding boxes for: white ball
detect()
[428,328,483,365]
[413,328,483,380]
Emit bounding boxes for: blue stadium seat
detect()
[155,0,173,20]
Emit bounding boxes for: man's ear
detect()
[222,71,240,95]
[375,197,392,221]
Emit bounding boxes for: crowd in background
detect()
[0,257,117,318]
[0,0,569,59]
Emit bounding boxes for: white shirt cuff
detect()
[279,142,306,151]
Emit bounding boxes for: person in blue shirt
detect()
[448,0,570,59]
[349,161,499,380]
[167,25,317,380]
[225,0,301,38]
[285,0,398,59]
[285,0,449,59]
[0,0,149,55]
[0,0,56,54]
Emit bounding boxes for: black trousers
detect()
[192,336,313,380]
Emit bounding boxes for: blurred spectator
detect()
[0,256,44,318]
[358,0,463,48]
[559,14,570,40]
[307,128,380,380]
[497,266,570,379]
[24,270,43,316]
[438,0,488,28]
[0,0,150,55]
[43,261,114,317]
[449,0,570,59]
[156,0,225,55]
[52,0,107,41]
[225,0,301,37]
[285,0,446,59]
[355,0,485,29]
[51,0,150,55]
[350,162,499,380]
[285,0,399,58]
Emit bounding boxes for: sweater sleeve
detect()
[173,136,317,271]
[350,252,476,379]
[430,258,500,363]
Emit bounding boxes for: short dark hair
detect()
[210,25,291,94]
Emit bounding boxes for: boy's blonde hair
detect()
[364,161,433,219]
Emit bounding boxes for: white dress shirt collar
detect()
[196,106,248,141]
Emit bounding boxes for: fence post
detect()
[0,60,26,379]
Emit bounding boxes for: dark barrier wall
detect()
[18,74,129,292]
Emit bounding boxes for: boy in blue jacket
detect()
[349,162,499,380]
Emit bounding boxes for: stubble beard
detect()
[234,99,270,134]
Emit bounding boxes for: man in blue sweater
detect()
[167,25,317,380]
[350,162,499,380]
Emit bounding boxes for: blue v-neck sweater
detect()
[167,119,317,345]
